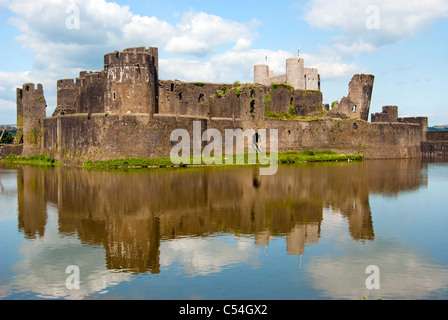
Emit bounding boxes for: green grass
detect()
[265,111,323,121]
[277,151,363,164]
[83,157,175,169]
[1,154,62,166]
[1,151,363,169]
[271,83,293,91]
[82,151,363,169]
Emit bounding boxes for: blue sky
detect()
[0,0,447,126]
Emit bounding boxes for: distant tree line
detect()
[429,127,448,131]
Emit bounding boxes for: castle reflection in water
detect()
[15,159,427,275]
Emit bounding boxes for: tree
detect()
[0,130,14,144]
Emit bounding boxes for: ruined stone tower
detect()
[332,74,375,121]
[104,47,159,116]
[16,83,46,156]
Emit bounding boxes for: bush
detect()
[271,83,293,91]
[289,104,295,116]
[0,130,14,144]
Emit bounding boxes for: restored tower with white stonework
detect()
[254,57,320,91]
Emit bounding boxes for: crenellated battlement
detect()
[104,47,158,69]
[18,83,44,97]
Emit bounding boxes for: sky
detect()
[0,0,447,126]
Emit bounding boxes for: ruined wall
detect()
[16,83,46,156]
[263,85,323,116]
[422,130,448,156]
[398,117,428,141]
[332,74,374,121]
[266,119,423,159]
[54,79,78,116]
[42,114,209,163]
[421,141,448,156]
[53,72,106,116]
[304,68,320,91]
[158,81,221,118]
[77,71,106,114]
[38,111,424,163]
[210,85,265,126]
[0,144,23,159]
[371,106,398,123]
[254,63,287,87]
[426,131,448,141]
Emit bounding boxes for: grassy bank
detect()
[1,154,62,166]
[278,151,363,164]
[82,151,363,169]
[1,151,363,169]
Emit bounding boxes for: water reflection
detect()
[13,159,427,277]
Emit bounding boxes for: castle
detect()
[254,58,320,91]
[7,45,443,163]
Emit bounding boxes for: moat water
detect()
[1,159,448,300]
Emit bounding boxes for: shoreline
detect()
[0,151,364,169]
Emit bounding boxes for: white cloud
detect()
[164,11,259,57]
[159,58,216,82]
[158,48,294,84]
[3,1,262,82]
[0,0,265,121]
[0,98,16,113]
[160,236,259,276]
[0,70,32,93]
[122,15,175,47]
[303,0,448,47]
[300,0,448,77]
[300,53,361,80]
[0,207,132,300]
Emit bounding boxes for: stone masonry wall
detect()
[158,81,222,118]
[266,119,423,159]
[426,131,448,141]
[39,113,423,163]
[371,106,398,123]
[398,117,428,141]
[332,74,374,121]
[104,47,158,115]
[42,114,208,163]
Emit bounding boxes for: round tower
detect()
[104,47,158,115]
[286,58,304,90]
[254,64,269,85]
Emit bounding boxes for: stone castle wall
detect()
[37,112,423,164]
[10,46,433,163]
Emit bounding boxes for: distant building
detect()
[254,58,320,91]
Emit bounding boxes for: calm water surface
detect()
[1,159,448,300]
